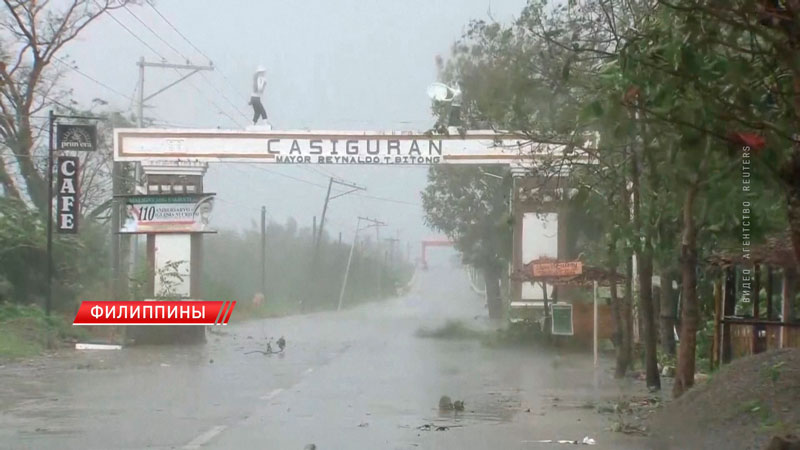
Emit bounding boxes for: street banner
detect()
[57,124,96,151]
[531,261,583,277]
[56,156,79,233]
[118,193,215,234]
[72,300,236,325]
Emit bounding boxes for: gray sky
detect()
[65,0,526,245]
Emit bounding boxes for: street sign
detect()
[118,193,216,234]
[57,124,96,151]
[551,304,573,336]
[56,156,79,233]
[113,128,576,165]
[531,261,583,277]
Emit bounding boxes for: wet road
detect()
[0,267,650,449]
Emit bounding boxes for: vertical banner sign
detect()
[56,124,96,151]
[56,156,79,233]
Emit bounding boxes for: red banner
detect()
[73,301,236,326]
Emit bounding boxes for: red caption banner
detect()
[73,301,236,326]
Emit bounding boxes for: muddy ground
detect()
[647,348,800,450]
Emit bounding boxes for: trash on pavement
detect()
[75,343,122,350]
[523,436,596,445]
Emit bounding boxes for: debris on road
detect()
[75,343,121,350]
[417,423,461,432]
[438,395,465,412]
[439,395,453,411]
[245,337,285,356]
[523,436,596,445]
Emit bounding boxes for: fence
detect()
[727,320,800,360]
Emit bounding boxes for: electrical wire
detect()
[146,2,251,117]
[121,4,249,123]
[54,57,133,101]
[100,5,244,128]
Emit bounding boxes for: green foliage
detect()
[415,320,485,339]
[202,219,413,314]
[421,165,511,272]
[0,302,88,359]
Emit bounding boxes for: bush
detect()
[0,302,88,359]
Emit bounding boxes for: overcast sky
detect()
[64,0,526,247]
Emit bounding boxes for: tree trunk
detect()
[631,138,660,390]
[483,266,503,320]
[618,254,634,377]
[673,184,699,398]
[608,242,629,378]
[638,250,661,390]
[660,269,677,356]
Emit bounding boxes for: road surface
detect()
[0,267,651,449]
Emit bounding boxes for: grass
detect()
[0,302,88,360]
[0,321,44,358]
[482,320,546,347]
[415,320,485,339]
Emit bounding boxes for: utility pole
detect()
[338,217,385,311]
[374,221,386,296]
[315,177,366,252]
[261,206,266,296]
[129,57,214,274]
[385,233,399,264]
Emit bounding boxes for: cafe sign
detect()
[57,124,96,151]
[56,156,79,233]
[118,194,216,234]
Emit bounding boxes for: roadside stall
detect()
[513,258,623,365]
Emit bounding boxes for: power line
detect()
[100,6,244,127]
[54,57,133,101]
[215,162,421,207]
[124,3,249,122]
[121,5,187,61]
[146,2,212,62]
[146,2,251,116]
[121,5,249,121]
[101,7,163,58]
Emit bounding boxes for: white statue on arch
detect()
[248,65,270,128]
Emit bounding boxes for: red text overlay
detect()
[73,301,236,325]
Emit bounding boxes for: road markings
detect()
[183,366,319,446]
[260,388,284,400]
[183,425,227,449]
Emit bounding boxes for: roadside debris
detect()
[439,395,453,411]
[523,436,596,445]
[438,395,465,412]
[417,423,462,431]
[75,343,121,350]
[245,337,286,356]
